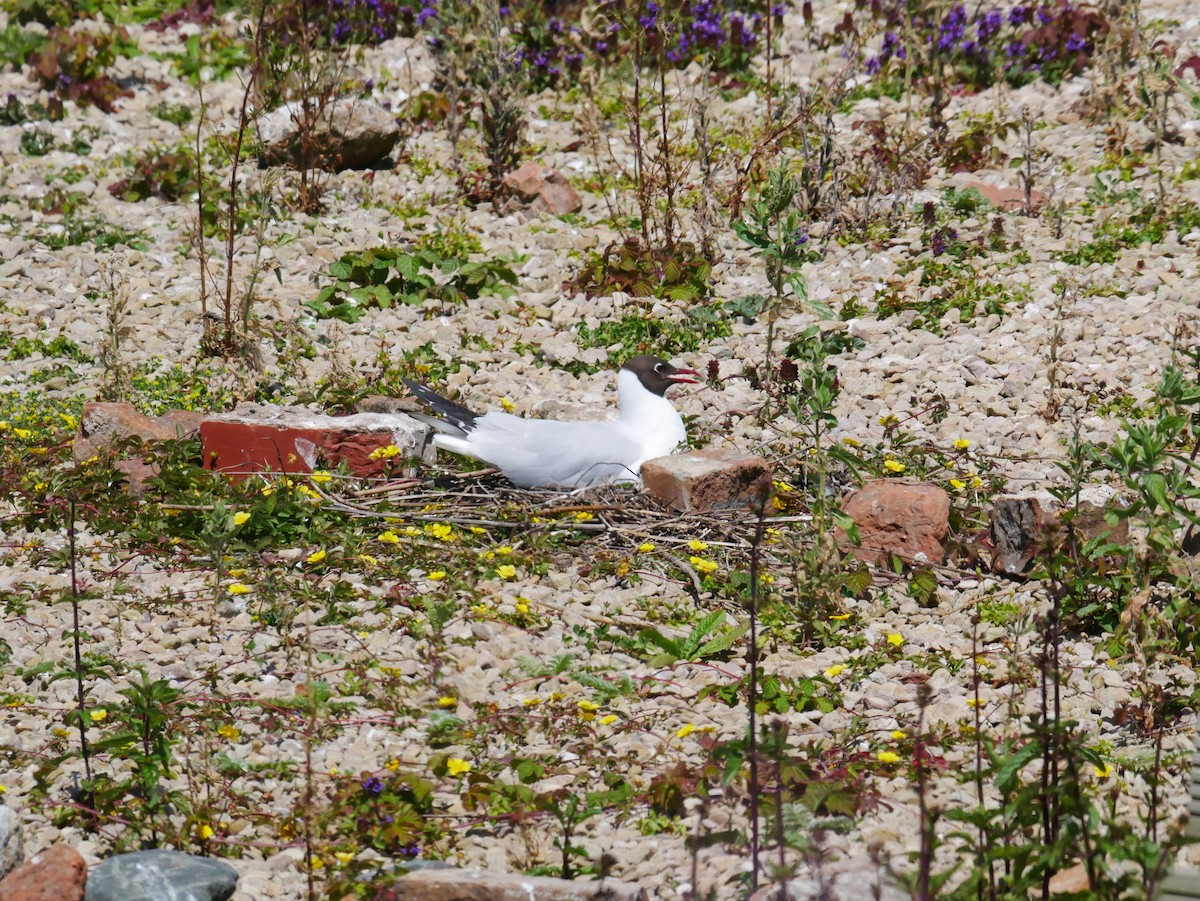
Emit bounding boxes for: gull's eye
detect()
[654,363,663,372]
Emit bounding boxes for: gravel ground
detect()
[3,3,1200,898]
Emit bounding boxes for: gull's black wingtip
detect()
[403,378,480,433]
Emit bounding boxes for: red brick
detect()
[200,406,427,480]
[642,448,772,512]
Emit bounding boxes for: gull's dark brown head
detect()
[621,355,700,397]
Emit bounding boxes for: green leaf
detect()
[694,621,749,659]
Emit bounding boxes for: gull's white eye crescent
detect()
[654,363,663,372]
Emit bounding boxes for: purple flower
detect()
[1065,33,1086,52]
[978,10,1002,42]
[363,776,384,794]
[416,3,437,26]
[1009,5,1028,25]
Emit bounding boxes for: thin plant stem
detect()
[68,500,93,784]
[747,492,768,891]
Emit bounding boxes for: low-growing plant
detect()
[306,246,519,323]
[566,236,714,302]
[28,24,138,111]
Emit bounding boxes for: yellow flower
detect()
[217,724,240,741]
[687,539,709,551]
[824,664,845,678]
[378,531,401,544]
[0,785,6,794]
[447,758,472,776]
[949,478,966,490]
[470,603,490,616]
[574,511,593,522]
[13,428,31,440]
[228,582,251,595]
[356,631,369,640]
[196,823,215,840]
[334,851,354,865]
[886,633,904,648]
[522,697,541,707]
[306,549,327,565]
[638,542,655,553]
[773,480,795,493]
[90,709,108,722]
[514,600,529,614]
[676,723,696,739]
[830,613,851,621]
[311,470,332,483]
[358,554,378,566]
[428,570,447,581]
[261,485,275,497]
[971,476,983,488]
[233,511,250,526]
[53,727,70,738]
[386,758,400,772]
[469,526,487,535]
[437,696,457,708]
[496,564,517,580]
[310,856,325,869]
[689,556,719,575]
[369,444,401,460]
[953,438,971,450]
[491,545,511,556]
[877,751,902,764]
[599,715,618,725]
[499,396,515,412]
[891,730,906,740]
[884,459,905,473]
[1094,763,1113,778]
[425,523,454,541]
[227,568,246,577]
[966,698,981,708]
[879,414,899,427]
[577,700,599,712]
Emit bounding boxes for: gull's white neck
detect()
[617,368,687,459]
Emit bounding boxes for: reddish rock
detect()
[73,402,204,496]
[377,868,645,900]
[1047,861,1090,894]
[641,448,772,512]
[839,479,950,567]
[200,404,428,480]
[502,161,582,216]
[962,180,1045,213]
[74,402,186,463]
[0,844,86,901]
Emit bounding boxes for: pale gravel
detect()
[2,3,1200,898]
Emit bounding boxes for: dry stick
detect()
[222,3,268,353]
[729,47,858,220]
[747,492,768,891]
[68,500,93,785]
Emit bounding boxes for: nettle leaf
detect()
[695,621,749,659]
[394,253,424,280]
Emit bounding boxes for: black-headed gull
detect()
[403,355,700,489]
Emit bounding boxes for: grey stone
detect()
[84,850,237,901]
[258,97,399,170]
[0,804,23,878]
